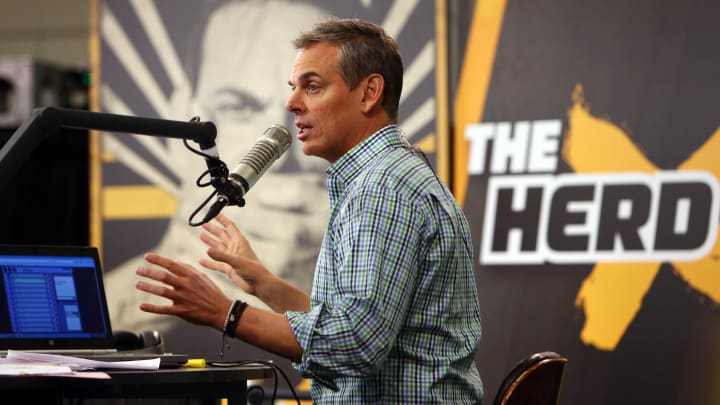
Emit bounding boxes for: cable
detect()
[181,137,230,227]
[207,360,302,405]
[187,189,220,227]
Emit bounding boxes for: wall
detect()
[0,0,89,68]
[0,1,91,246]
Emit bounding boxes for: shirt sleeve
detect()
[287,182,426,385]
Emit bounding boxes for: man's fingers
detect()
[198,257,253,293]
[215,214,243,237]
[198,257,231,276]
[214,213,235,228]
[135,277,173,297]
[137,265,172,284]
[203,214,239,238]
[144,252,175,267]
[206,247,238,266]
[144,252,194,277]
[200,232,222,248]
[138,302,174,315]
[201,221,226,239]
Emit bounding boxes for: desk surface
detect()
[0,364,274,403]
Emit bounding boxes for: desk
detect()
[0,364,274,404]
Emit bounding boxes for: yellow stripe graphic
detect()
[435,0,450,182]
[453,0,508,205]
[103,185,177,219]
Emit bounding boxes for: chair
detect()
[493,351,568,405]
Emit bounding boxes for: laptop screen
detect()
[0,245,115,350]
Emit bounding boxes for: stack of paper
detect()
[2,350,160,372]
[0,360,73,376]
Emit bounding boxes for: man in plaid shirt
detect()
[136,17,483,404]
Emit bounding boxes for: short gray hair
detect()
[293,18,403,121]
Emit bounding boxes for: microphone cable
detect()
[181,132,231,227]
[184,138,228,188]
[207,359,303,405]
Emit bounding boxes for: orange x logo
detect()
[564,84,720,350]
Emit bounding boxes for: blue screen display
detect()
[0,255,109,339]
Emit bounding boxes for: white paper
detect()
[6,350,160,371]
[0,361,73,375]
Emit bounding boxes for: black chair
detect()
[493,351,568,405]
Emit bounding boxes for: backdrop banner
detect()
[453,0,720,404]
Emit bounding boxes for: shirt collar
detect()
[326,125,404,187]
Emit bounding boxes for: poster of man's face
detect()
[98,0,441,357]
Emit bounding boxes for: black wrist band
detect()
[222,299,248,338]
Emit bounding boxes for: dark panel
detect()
[0,127,89,246]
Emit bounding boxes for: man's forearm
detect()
[233,306,303,363]
[256,274,311,313]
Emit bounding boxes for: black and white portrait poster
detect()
[94,0,447,375]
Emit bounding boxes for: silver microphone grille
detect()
[239,125,291,173]
[230,125,292,193]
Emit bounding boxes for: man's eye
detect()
[308,84,320,92]
[215,100,264,117]
[210,90,269,121]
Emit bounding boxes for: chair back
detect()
[493,351,568,405]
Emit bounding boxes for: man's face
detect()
[286,43,366,163]
[185,2,329,285]
[195,24,288,165]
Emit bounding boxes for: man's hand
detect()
[198,213,274,297]
[197,214,311,313]
[136,252,231,331]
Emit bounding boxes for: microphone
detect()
[202,125,292,222]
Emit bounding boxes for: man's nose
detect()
[285,89,303,113]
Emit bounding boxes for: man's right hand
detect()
[199,213,267,295]
[199,213,311,313]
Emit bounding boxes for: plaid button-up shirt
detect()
[288,125,483,404]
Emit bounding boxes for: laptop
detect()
[0,244,188,368]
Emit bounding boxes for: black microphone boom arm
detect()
[0,106,217,190]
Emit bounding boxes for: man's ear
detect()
[360,73,385,114]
